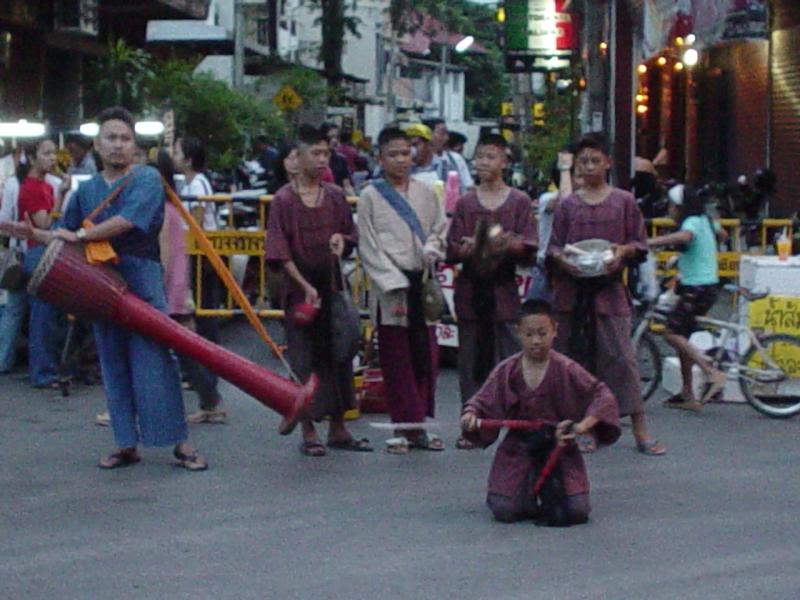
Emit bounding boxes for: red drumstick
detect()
[477,418,547,431]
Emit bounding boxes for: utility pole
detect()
[233,0,245,89]
[439,42,448,119]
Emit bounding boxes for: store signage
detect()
[505,0,576,73]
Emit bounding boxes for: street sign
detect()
[273,85,303,111]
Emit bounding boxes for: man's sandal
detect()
[99,449,141,469]
[173,447,208,471]
[186,409,228,425]
[636,439,666,456]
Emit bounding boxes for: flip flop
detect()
[577,435,597,454]
[701,371,727,403]
[99,449,141,470]
[455,436,476,450]
[326,437,374,452]
[636,439,666,456]
[299,440,327,457]
[173,447,209,471]
[385,437,410,455]
[409,433,445,451]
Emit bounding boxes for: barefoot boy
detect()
[460,299,620,525]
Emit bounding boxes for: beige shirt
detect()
[358,179,447,327]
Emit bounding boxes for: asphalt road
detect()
[1,321,799,600]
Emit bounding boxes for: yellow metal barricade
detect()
[648,217,742,279]
[185,194,361,319]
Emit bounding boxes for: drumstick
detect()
[163,183,299,383]
[368,422,442,431]
[477,418,546,431]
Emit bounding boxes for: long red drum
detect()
[28,240,315,435]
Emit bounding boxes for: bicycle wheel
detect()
[636,331,662,401]
[739,334,800,418]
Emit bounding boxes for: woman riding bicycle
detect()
[648,185,728,411]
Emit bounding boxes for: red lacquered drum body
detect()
[28,240,315,434]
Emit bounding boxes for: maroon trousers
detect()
[378,324,439,426]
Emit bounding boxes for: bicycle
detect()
[632,279,800,418]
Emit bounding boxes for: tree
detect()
[308,0,361,96]
[88,39,155,113]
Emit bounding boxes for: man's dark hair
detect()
[377,127,409,149]
[296,124,327,147]
[97,106,136,134]
[178,136,207,171]
[423,118,445,131]
[65,133,93,149]
[254,134,270,147]
[477,133,508,151]
[576,132,610,156]
[519,298,554,320]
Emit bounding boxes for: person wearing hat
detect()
[403,123,446,189]
[648,184,728,411]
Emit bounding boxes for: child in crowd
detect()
[460,299,620,525]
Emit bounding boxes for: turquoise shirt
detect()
[678,215,719,286]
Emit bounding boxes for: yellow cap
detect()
[404,123,432,141]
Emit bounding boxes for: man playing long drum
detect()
[0,107,312,471]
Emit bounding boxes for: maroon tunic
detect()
[463,351,620,498]
[446,188,537,322]
[547,188,647,317]
[265,183,358,419]
[265,182,356,308]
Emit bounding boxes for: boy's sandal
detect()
[173,447,209,471]
[577,435,597,454]
[636,439,667,456]
[455,436,476,450]
[410,433,445,451]
[385,437,410,455]
[99,449,141,470]
[326,437,374,452]
[186,409,228,425]
[298,440,327,457]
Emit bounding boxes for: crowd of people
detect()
[2,104,735,527]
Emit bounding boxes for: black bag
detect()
[330,258,361,363]
[0,245,24,291]
[520,427,572,527]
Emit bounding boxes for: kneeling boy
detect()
[460,300,620,525]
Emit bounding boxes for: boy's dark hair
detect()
[155,148,177,191]
[377,127,409,149]
[65,133,92,149]
[178,136,206,171]
[296,124,327,147]
[448,131,467,149]
[519,299,554,320]
[97,106,136,134]
[477,133,508,151]
[576,132,610,157]
[423,118,445,131]
[677,185,712,227]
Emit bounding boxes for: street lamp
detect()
[0,119,46,138]
[79,122,100,137]
[135,121,165,137]
[440,35,475,119]
[683,48,699,67]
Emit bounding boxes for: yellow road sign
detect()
[273,85,303,111]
